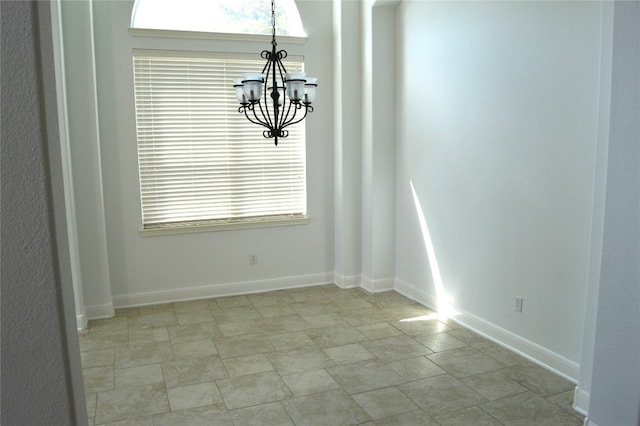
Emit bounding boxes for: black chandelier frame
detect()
[235,0,316,146]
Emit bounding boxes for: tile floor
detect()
[79,285,585,425]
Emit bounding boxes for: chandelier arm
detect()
[280,106,310,130]
[256,97,274,130]
[278,99,296,129]
[243,107,271,129]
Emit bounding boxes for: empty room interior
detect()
[2,0,639,425]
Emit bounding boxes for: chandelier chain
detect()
[271,0,276,45]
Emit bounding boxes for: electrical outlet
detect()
[250,254,258,265]
[515,296,523,313]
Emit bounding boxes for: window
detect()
[132,51,307,232]
[130,0,309,234]
[131,0,305,36]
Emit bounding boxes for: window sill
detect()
[139,215,309,237]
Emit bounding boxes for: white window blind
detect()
[132,50,307,230]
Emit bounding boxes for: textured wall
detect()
[1,1,84,424]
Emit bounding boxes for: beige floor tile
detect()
[95,383,169,424]
[390,318,452,337]
[83,366,114,393]
[427,346,504,378]
[114,307,140,318]
[152,405,233,426]
[481,391,583,425]
[222,353,274,377]
[447,328,496,349]
[352,386,419,420]
[361,409,439,425]
[480,343,529,366]
[88,316,128,333]
[218,320,261,337]
[217,371,293,410]
[101,417,154,426]
[299,312,347,328]
[256,304,298,318]
[415,332,467,352]
[171,339,218,359]
[333,298,374,311]
[547,389,586,420]
[228,402,294,426]
[387,356,446,381]
[81,348,115,368]
[338,308,393,327]
[382,305,435,321]
[127,311,177,329]
[166,321,221,345]
[114,364,164,388]
[434,406,503,426]
[161,355,228,387]
[214,333,275,359]
[356,322,404,340]
[166,381,223,411]
[211,306,263,323]
[175,310,214,326]
[255,314,313,334]
[267,346,336,375]
[290,300,341,317]
[505,362,575,397]
[115,342,174,368]
[323,343,376,364]
[362,335,432,362]
[281,389,370,426]
[397,374,487,416]
[267,331,315,350]
[326,359,405,394]
[79,328,129,352]
[86,393,97,418]
[128,327,169,345]
[305,325,368,348]
[461,370,528,400]
[281,369,341,397]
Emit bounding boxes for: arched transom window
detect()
[131,0,305,36]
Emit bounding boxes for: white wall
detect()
[60,0,335,310]
[586,1,640,424]
[395,0,603,378]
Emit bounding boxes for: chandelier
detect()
[233,0,317,146]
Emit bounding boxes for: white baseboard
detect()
[76,313,88,332]
[84,302,114,321]
[361,276,395,293]
[573,386,590,416]
[394,279,579,382]
[111,273,334,311]
[334,273,361,289]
